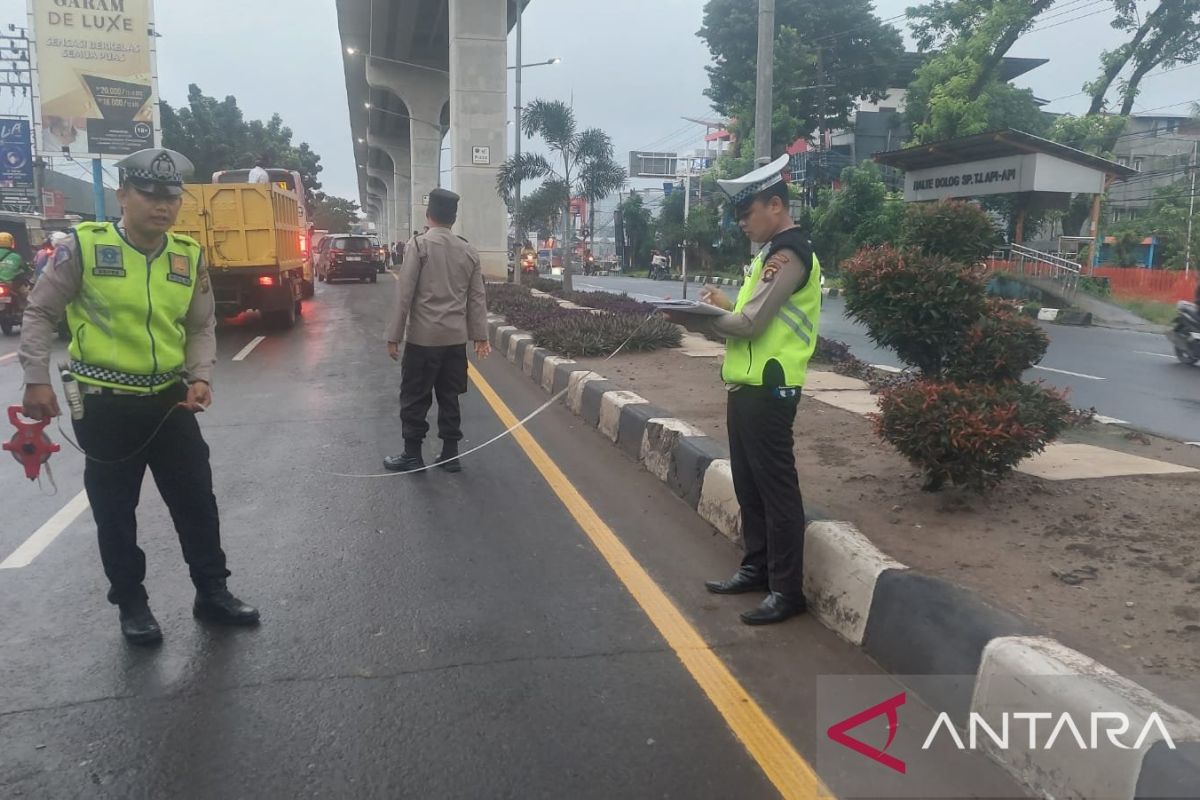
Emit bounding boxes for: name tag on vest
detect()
[167,253,192,286]
[93,245,125,277]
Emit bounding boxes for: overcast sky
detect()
[2,0,1196,202]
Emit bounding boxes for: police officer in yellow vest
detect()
[668,154,821,625]
[18,148,259,645]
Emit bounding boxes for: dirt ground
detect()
[576,348,1200,712]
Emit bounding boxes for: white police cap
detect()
[717,153,792,211]
[114,148,194,197]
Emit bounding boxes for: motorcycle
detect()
[1166,300,1200,365]
[0,280,27,336]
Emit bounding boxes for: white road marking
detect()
[1188,442,1200,447]
[0,352,17,365]
[1135,350,1177,360]
[232,336,266,362]
[1093,414,1129,425]
[0,491,90,569]
[1033,365,1106,380]
[871,364,904,373]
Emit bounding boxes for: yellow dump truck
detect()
[174,183,306,328]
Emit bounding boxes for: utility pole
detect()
[754,0,775,167]
[682,167,691,299]
[512,5,524,278]
[1186,139,1197,276]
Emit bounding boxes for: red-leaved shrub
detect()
[874,380,1071,491]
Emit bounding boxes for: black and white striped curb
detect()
[487,312,1200,800]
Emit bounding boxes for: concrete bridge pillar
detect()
[449,0,509,279]
[368,134,413,243]
[367,58,447,236]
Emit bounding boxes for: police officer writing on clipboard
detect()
[666,154,821,625]
[18,148,259,645]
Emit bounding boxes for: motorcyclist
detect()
[0,232,31,296]
[32,231,70,279]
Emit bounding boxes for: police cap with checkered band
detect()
[717,153,792,216]
[114,148,194,198]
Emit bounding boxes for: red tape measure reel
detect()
[4,406,61,481]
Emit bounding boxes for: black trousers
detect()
[727,385,807,598]
[400,343,469,444]
[72,383,229,606]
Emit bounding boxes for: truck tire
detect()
[369,273,378,284]
[301,279,315,299]
[0,319,14,336]
[265,286,298,330]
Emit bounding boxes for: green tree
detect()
[310,195,360,233]
[655,188,687,257]
[1084,1,1200,121]
[515,180,569,242]
[579,157,626,256]
[617,193,654,269]
[905,1,1053,144]
[810,162,903,272]
[685,205,722,272]
[161,84,324,203]
[698,0,903,152]
[496,99,625,291]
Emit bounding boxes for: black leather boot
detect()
[740,592,807,626]
[384,441,425,473]
[437,442,462,473]
[194,582,261,626]
[705,567,769,595]
[119,600,163,645]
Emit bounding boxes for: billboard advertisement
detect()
[0,117,36,210]
[28,0,159,157]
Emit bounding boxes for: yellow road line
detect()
[468,363,830,800]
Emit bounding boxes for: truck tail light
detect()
[0,284,9,297]
[299,235,308,254]
[258,276,276,287]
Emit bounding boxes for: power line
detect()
[1044,62,1200,106]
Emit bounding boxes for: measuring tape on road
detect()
[325,313,661,479]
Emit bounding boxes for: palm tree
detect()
[497,99,626,291]
[579,154,627,266]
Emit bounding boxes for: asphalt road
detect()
[572,274,1200,444]
[0,279,1027,798]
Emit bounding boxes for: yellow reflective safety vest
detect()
[721,231,822,387]
[66,222,201,393]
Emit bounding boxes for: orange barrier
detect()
[1092,267,1198,303]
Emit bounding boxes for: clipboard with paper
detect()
[647,299,727,316]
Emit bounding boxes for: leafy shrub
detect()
[530,277,561,293]
[874,380,1071,491]
[534,312,681,356]
[1078,276,1111,297]
[486,282,680,356]
[942,298,1049,383]
[554,290,655,315]
[901,200,999,264]
[841,246,989,375]
[814,336,855,364]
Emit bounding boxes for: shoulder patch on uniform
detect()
[167,253,193,286]
[762,253,789,283]
[93,244,126,277]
